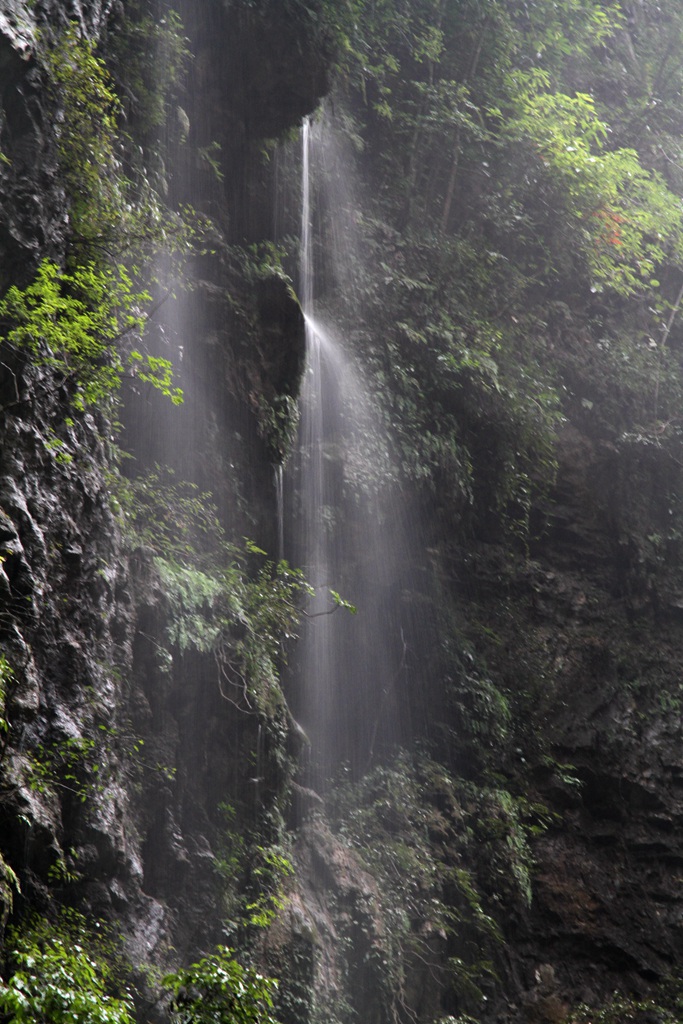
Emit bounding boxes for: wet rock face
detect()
[0,49,62,278]
[0,4,133,912]
[264,823,394,1024]
[0,1,34,63]
[0,384,151,933]
[463,422,683,1012]
[178,0,331,144]
[228,4,331,139]
[0,0,121,278]
[33,0,121,36]
[0,0,328,974]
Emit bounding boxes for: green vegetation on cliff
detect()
[0,23,190,417]
[307,0,683,534]
[0,915,134,1024]
[0,914,279,1024]
[5,2,683,1024]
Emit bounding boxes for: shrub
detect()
[162,946,278,1024]
[0,914,134,1024]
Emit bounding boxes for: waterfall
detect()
[287,115,431,786]
[274,463,285,562]
[301,118,313,314]
[292,117,336,784]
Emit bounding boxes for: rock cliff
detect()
[1,4,683,1024]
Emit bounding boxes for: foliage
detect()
[213,806,295,943]
[0,24,198,420]
[0,922,279,1024]
[106,2,190,146]
[242,845,294,929]
[44,27,125,251]
[44,23,191,263]
[200,238,302,461]
[0,654,12,745]
[242,242,293,286]
[330,754,509,1015]
[0,854,20,923]
[445,667,512,753]
[26,734,100,805]
[327,749,557,1016]
[319,197,562,535]
[0,260,182,412]
[302,0,683,543]
[162,947,278,1024]
[0,914,134,1024]
[497,80,683,298]
[568,992,683,1024]
[153,546,308,713]
[24,719,172,818]
[214,802,248,919]
[116,468,311,712]
[113,466,225,565]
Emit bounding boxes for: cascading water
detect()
[287,115,433,786]
[290,118,336,785]
[274,463,285,562]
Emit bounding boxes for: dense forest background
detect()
[2,2,683,1024]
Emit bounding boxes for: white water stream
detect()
[286,116,430,786]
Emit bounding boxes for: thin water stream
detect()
[287,115,431,787]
